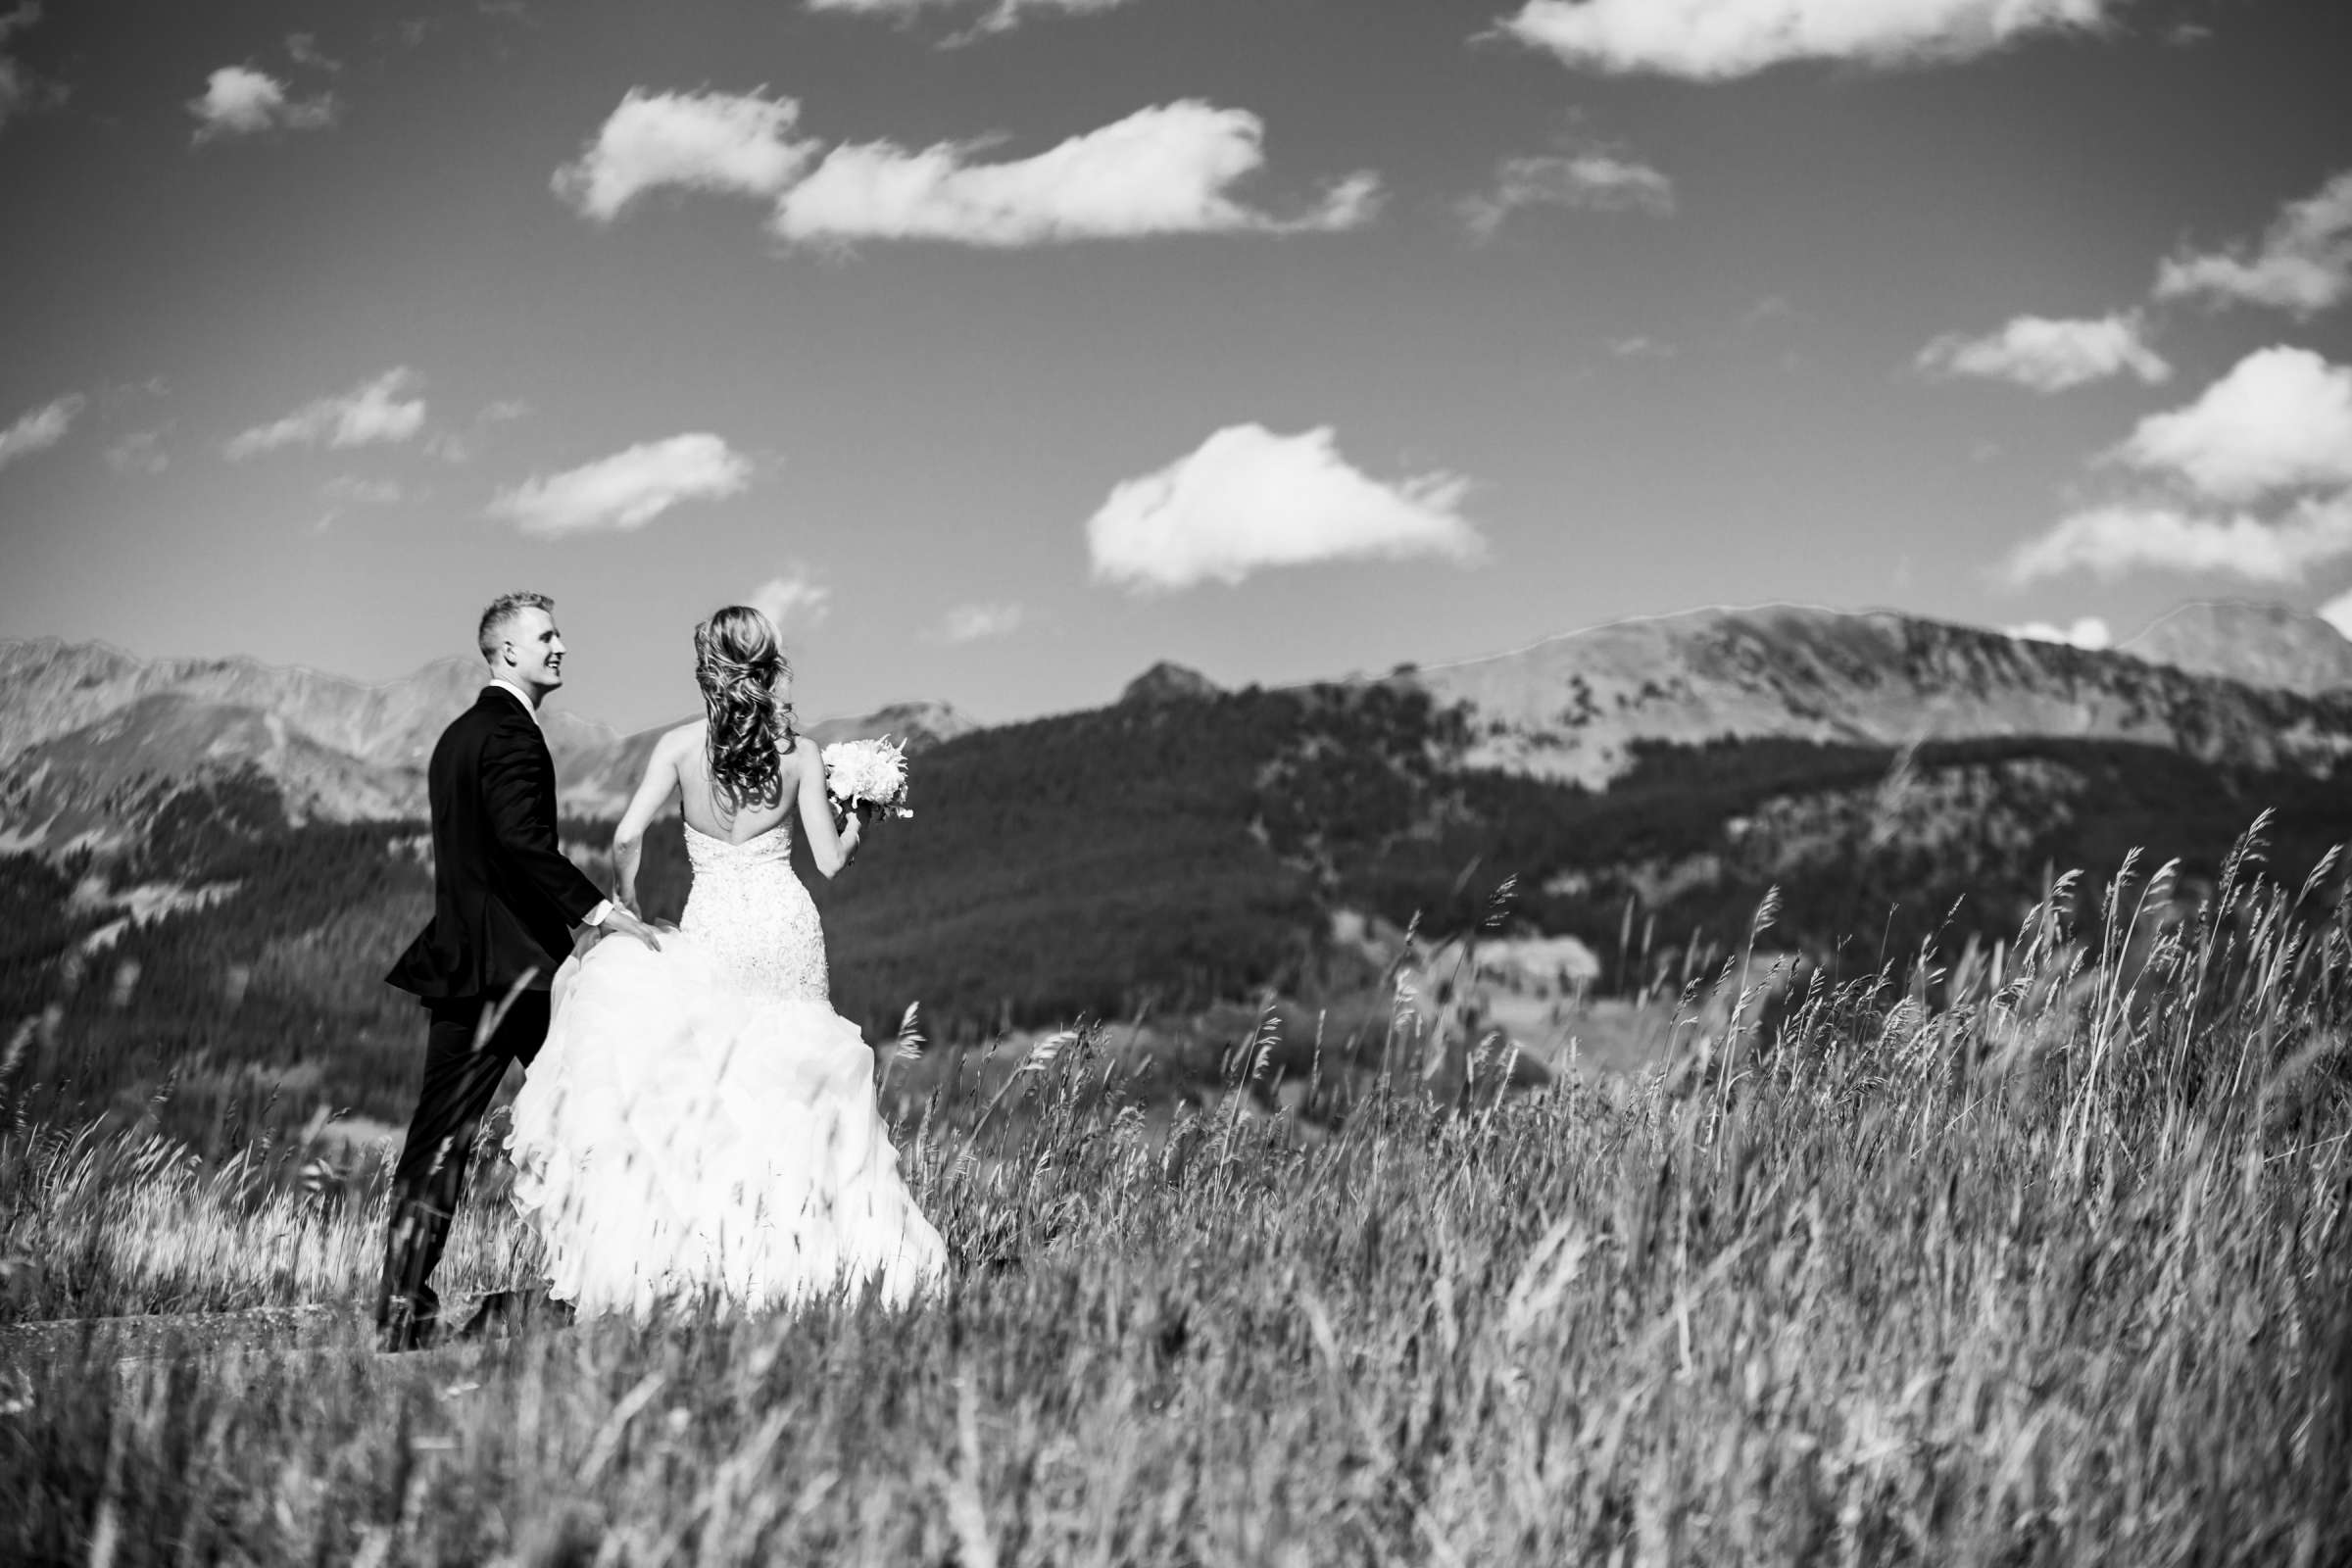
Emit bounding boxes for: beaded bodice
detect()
[677,819,829,1003]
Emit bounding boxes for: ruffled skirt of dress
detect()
[505,934,948,1318]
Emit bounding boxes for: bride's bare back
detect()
[674,719,797,844]
[609,718,858,907]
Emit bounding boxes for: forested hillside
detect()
[8,679,2351,1152]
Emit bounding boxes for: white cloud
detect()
[2155,171,2352,318]
[1461,152,1675,238]
[2004,615,2111,649]
[2112,347,2352,503]
[936,601,1024,642]
[487,433,752,538]
[0,392,82,472]
[1498,0,2114,78]
[2002,349,2352,587]
[806,0,1134,29]
[771,101,1379,248]
[1916,312,2170,392]
[554,93,1379,250]
[2004,494,2352,584]
[553,88,815,222]
[224,368,426,460]
[188,66,336,143]
[751,568,834,631]
[1088,424,1485,593]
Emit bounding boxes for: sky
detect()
[1,0,2349,733]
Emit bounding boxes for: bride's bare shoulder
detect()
[655,721,706,764]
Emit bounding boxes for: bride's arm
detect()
[611,732,683,910]
[796,734,861,879]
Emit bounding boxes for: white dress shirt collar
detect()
[485,676,542,727]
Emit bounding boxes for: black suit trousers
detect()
[375,988,552,1343]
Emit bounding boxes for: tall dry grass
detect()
[2,821,2348,1565]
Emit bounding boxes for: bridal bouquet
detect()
[821,736,913,825]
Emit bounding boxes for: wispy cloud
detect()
[486,433,752,538]
[0,3,65,132]
[2110,346,2352,503]
[2004,616,2111,649]
[316,474,405,529]
[224,368,426,460]
[423,399,534,465]
[805,0,1136,32]
[320,475,403,507]
[553,88,816,222]
[283,33,340,74]
[935,601,1024,642]
[188,66,336,143]
[1088,424,1485,593]
[103,426,170,475]
[0,392,82,472]
[1499,0,2119,78]
[2155,170,2352,318]
[750,567,834,632]
[1916,312,2170,392]
[771,101,1380,248]
[1461,151,1675,238]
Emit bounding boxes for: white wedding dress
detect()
[506,818,948,1317]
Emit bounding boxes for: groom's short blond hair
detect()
[478,592,555,665]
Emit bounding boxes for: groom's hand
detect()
[600,905,663,952]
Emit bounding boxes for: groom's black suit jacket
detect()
[386,688,605,1001]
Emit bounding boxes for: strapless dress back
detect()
[678,818,829,1002]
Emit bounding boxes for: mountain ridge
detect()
[1399,602,2352,788]
[8,599,2351,851]
[0,636,974,848]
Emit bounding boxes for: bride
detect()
[505,605,948,1316]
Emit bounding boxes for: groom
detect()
[375,591,661,1351]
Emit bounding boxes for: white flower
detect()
[820,736,913,818]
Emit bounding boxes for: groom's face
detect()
[500,606,566,696]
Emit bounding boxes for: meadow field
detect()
[3,823,2348,1566]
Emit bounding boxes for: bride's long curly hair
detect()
[694,606,797,812]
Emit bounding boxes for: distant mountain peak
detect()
[805,700,976,753]
[1407,601,1865,677]
[1401,601,2352,789]
[1121,662,1223,706]
[0,633,994,850]
[2118,600,2352,695]
[0,639,630,845]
